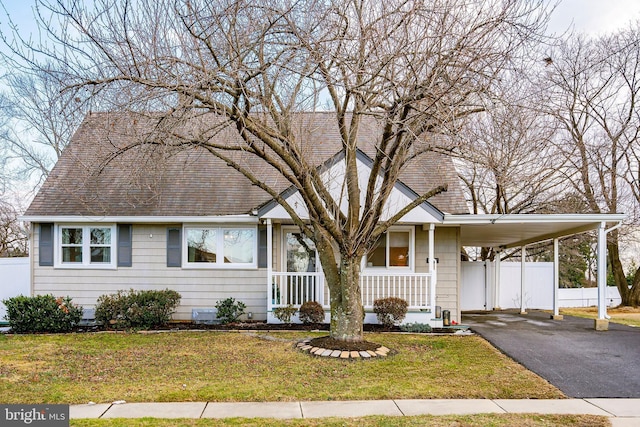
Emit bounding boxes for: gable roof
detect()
[24,112,469,218]
[259,149,445,223]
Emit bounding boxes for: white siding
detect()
[32,224,268,321]
[32,222,462,323]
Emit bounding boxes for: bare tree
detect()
[0,67,86,187]
[0,200,29,257]
[454,75,566,261]
[10,0,550,341]
[546,26,640,306]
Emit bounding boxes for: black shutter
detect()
[39,223,54,266]
[167,227,182,267]
[117,224,133,267]
[258,225,267,268]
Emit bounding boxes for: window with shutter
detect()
[167,227,182,267]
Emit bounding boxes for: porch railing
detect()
[269,271,434,310]
[270,272,326,308]
[360,272,433,309]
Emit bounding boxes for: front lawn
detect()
[0,331,563,404]
[560,306,640,327]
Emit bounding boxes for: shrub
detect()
[373,297,409,327]
[273,305,297,323]
[95,289,181,329]
[215,297,246,324]
[3,295,83,333]
[400,322,432,333]
[298,301,325,324]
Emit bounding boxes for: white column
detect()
[485,259,492,310]
[520,245,527,314]
[494,250,501,310]
[597,221,608,320]
[553,238,560,318]
[428,223,436,310]
[266,219,273,313]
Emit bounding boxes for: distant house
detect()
[22,112,624,326]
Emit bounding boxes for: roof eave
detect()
[443,213,627,225]
[19,215,259,224]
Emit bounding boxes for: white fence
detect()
[558,287,621,307]
[0,257,30,322]
[461,261,622,311]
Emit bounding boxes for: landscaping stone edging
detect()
[295,339,391,360]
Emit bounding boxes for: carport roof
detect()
[443,213,627,248]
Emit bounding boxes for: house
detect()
[22,112,625,328]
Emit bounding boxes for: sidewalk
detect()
[71,398,640,426]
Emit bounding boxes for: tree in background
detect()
[545,26,640,306]
[455,75,565,261]
[0,67,86,187]
[0,201,28,257]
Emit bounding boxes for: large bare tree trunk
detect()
[631,268,640,307]
[329,255,364,342]
[608,231,640,307]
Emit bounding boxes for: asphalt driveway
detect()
[463,310,640,398]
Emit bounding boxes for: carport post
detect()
[520,245,527,314]
[595,221,609,331]
[494,250,501,310]
[551,238,563,320]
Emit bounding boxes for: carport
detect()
[443,213,626,330]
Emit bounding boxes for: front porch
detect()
[267,270,441,326]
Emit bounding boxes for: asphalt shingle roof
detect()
[25,112,469,217]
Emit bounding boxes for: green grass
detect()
[560,306,640,327]
[0,331,563,404]
[69,414,610,427]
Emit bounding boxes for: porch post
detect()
[266,219,273,313]
[520,245,527,314]
[551,238,563,320]
[428,223,436,310]
[494,250,501,310]
[595,221,609,330]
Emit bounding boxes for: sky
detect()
[547,0,640,35]
[2,0,640,40]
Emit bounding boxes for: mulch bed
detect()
[66,321,460,334]
[150,321,403,333]
[307,335,382,352]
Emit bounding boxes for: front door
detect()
[285,231,317,273]
[284,230,318,305]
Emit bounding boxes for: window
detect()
[57,225,116,268]
[365,228,413,269]
[185,226,257,268]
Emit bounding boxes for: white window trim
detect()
[363,226,415,272]
[54,224,117,269]
[183,225,258,269]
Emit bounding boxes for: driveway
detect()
[463,310,640,398]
